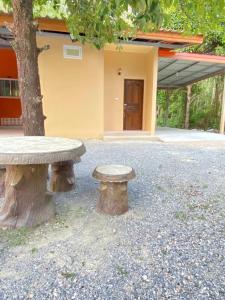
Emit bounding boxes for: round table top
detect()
[92,164,136,182]
[0,136,86,165]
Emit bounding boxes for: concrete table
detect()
[93,164,136,215]
[0,136,86,228]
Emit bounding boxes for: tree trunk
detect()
[220,76,225,134]
[164,90,170,126]
[184,85,192,129]
[0,165,55,228]
[50,160,75,192]
[96,182,128,215]
[211,76,223,129]
[12,0,45,136]
[12,0,73,195]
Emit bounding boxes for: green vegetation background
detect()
[157,76,224,130]
[157,8,225,131]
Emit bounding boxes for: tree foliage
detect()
[157,89,186,128]
[1,0,225,50]
[54,0,164,49]
[162,0,225,35]
[157,76,225,131]
[156,1,225,132]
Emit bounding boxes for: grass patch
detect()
[188,203,210,211]
[0,227,32,247]
[156,185,166,192]
[31,247,38,254]
[61,272,76,280]
[193,214,207,221]
[116,265,128,276]
[55,214,67,226]
[161,249,168,256]
[175,211,188,221]
[138,256,145,261]
[72,207,87,216]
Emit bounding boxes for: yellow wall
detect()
[145,47,158,133]
[37,34,104,138]
[104,45,158,133]
[37,34,158,138]
[104,49,147,131]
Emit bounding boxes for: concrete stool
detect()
[92,164,135,215]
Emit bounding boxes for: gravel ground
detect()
[0,140,225,300]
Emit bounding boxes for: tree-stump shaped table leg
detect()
[97,181,128,215]
[0,164,55,228]
[0,166,6,198]
[50,160,75,192]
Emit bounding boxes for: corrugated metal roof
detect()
[158,55,225,88]
[0,27,11,47]
[1,23,225,87]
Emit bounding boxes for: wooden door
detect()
[123,79,144,130]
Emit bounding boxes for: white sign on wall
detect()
[63,45,83,59]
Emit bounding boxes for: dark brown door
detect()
[123,79,144,130]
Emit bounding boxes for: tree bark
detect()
[219,76,225,134]
[184,85,192,129]
[50,160,75,192]
[12,0,73,196]
[0,164,55,228]
[12,0,45,136]
[164,90,170,126]
[212,76,223,127]
[96,182,128,215]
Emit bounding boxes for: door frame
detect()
[123,78,145,130]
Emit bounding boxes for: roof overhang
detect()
[158,49,225,88]
[0,26,11,47]
[0,13,203,49]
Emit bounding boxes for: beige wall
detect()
[37,34,104,138]
[104,45,158,133]
[145,47,158,133]
[37,34,158,138]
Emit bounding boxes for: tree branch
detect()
[4,21,14,35]
[37,44,50,55]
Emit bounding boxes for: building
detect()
[1,14,225,138]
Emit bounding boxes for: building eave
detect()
[0,13,203,49]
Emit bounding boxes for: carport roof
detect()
[158,49,225,88]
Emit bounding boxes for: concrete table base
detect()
[50,160,75,192]
[0,164,55,228]
[0,166,5,197]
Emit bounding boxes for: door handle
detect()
[124,104,127,106]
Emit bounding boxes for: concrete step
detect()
[103,134,160,142]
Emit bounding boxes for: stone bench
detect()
[92,164,135,215]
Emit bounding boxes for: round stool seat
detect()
[92,164,136,215]
[93,164,135,182]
